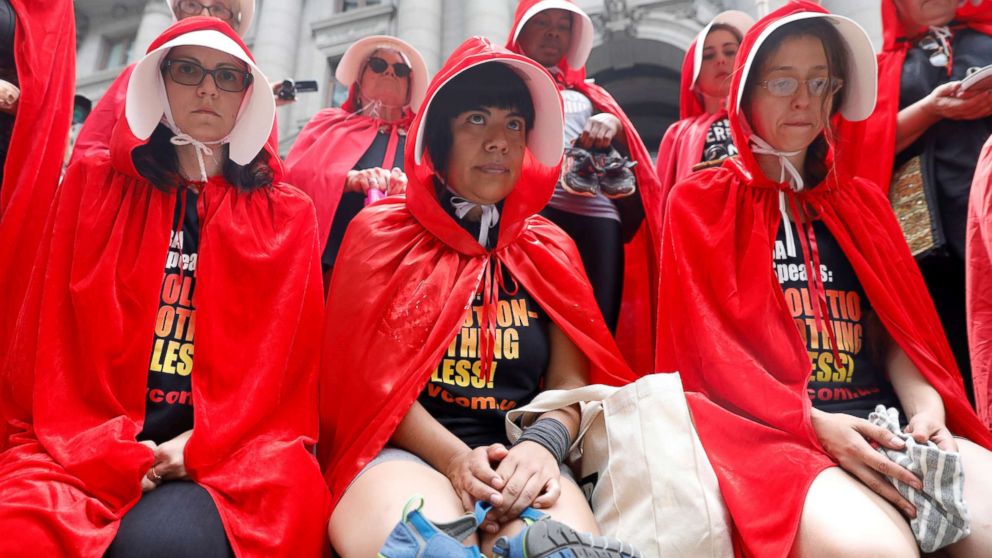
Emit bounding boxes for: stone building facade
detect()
[74,0,883,154]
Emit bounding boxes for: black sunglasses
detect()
[366,56,411,78]
[162,59,253,93]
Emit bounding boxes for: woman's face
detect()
[517,9,573,68]
[696,28,740,99]
[747,35,837,154]
[358,49,411,108]
[163,45,249,143]
[444,106,527,205]
[173,0,241,27]
[895,0,957,27]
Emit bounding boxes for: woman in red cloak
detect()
[656,3,992,557]
[285,35,427,287]
[0,0,76,451]
[70,0,256,165]
[654,10,752,207]
[505,0,662,374]
[318,37,637,556]
[848,0,992,405]
[0,18,329,557]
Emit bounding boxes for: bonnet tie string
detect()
[170,133,218,183]
[929,25,954,76]
[449,196,500,249]
[751,135,844,371]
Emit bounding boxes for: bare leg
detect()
[329,461,477,557]
[479,476,599,555]
[790,467,919,558]
[943,439,992,558]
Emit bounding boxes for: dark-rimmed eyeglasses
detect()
[757,76,844,98]
[174,0,236,22]
[161,59,252,93]
[366,56,411,78]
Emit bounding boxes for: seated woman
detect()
[318,38,638,556]
[655,10,752,206]
[655,3,992,557]
[286,35,427,287]
[0,17,329,557]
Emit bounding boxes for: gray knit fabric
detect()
[867,405,971,552]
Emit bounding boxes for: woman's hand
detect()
[441,444,506,514]
[904,411,958,453]
[576,113,623,149]
[810,409,923,518]
[139,440,159,492]
[150,430,193,484]
[480,441,562,533]
[925,81,992,121]
[345,167,407,195]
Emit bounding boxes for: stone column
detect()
[133,1,174,60]
[463,0,511,45]
[252,0,304,84]
[397,0,444,74]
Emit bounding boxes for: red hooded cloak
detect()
[966,135,992,429]
[0,0,76,449]
[505,0,662,375]
[844,0,992,192]
[284,88,413,252]
[655,3,992,556]
[318,37,636,510]
[0,18,330,557]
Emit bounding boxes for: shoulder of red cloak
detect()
[967,136,992,429]
[812,175,992,449]
[0,0,76,448]
[284,106,382,248]
[70,64,134,166]
[678,39,704,120]
[656,113,723,215]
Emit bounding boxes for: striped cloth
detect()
[868,405,971,552]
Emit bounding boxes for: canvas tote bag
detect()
[505,373,733,558]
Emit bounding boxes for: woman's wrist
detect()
[514,417,571,463]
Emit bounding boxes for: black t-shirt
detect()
[322,131,406,270]
[774,219,902,419]
[417,188,551,448]
[897,26,992,259]
[139,188,198,444]
[700,117,737,164]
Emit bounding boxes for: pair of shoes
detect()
[491,514,642,558]
[378,497,483,558]
[561,146,638,199]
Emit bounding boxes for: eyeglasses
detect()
[162,59,253,93]
[174,0,236,22]
[918,35,950,68]
[366,56,412,78]
[757,76,844,97]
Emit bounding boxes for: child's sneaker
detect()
[491,517,641,558]
[377,497,483,558]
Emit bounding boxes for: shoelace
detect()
[170,133,220,183]
[449,196,500,249]
[750,135,844,371]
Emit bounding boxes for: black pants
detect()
[105,481,233,558]
[918,253,974,405]
[541,206,623,332]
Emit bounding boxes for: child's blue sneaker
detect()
[490,516,641,558]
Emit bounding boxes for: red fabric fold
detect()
[0,0,76,449]
[967,135,992,429]
[0,18,330,557]
[655,3,992,556]
[505,0,662,374]
[318,37,636,510]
